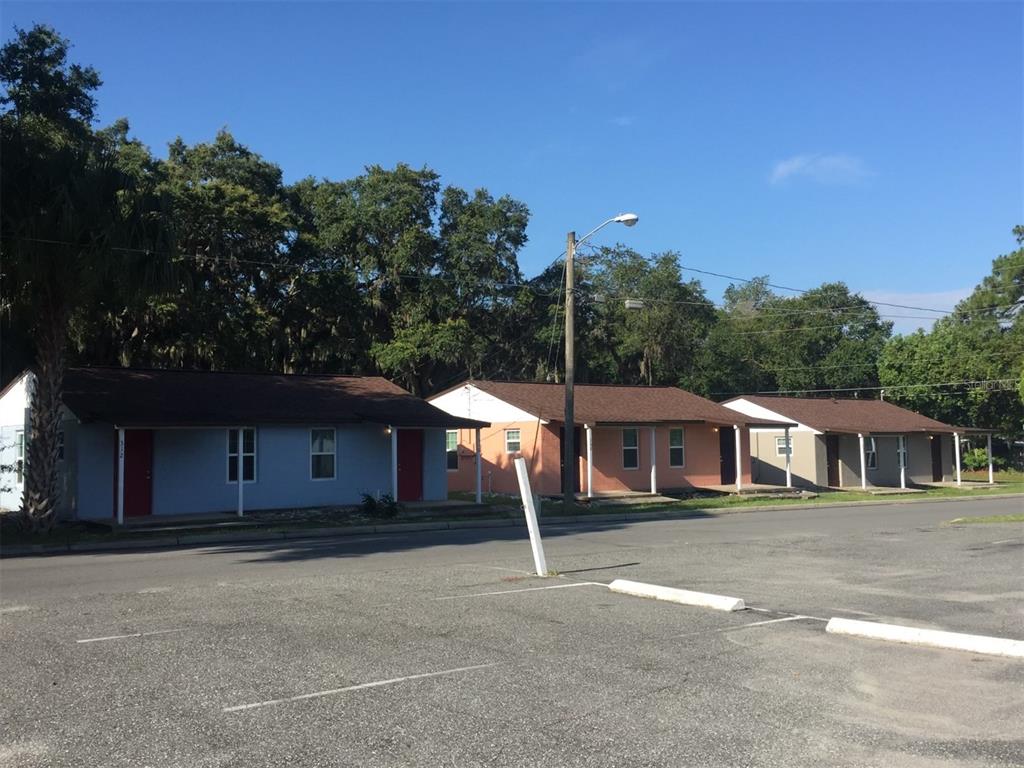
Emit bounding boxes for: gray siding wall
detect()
[837,435,863,488]
[422,428,447,501]
[75,423,447,519]
[77,423,115,519]
[834,433,952,489]
[749,430,821,488]
[813,435,828,487]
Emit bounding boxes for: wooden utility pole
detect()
[563,231,576,511]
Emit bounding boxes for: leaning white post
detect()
[390,426,399,499]
[733,425,742,491]
[858,433,867,491]
[474,427,482,503]
[954,432,962,487]
[649,426,657,495]
[585,424,594,499]
[986,433,994,485]
[784,426,792,488]
[116,427,126,525]
[899,435,906,490]
[237,427,244,517]
[513,457,548,576]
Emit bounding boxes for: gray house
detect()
[722,396,993,490]
[0,368,487,521]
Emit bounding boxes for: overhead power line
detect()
[712,378,1018,397]
[8,234,1022,318]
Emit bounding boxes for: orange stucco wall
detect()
[446,420,548,495]
[446,422,752,497]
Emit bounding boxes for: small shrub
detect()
[360,493,401,519]
[962,448,1005,471]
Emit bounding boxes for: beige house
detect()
[722,396,994,490]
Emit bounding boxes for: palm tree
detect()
[0,26,171,531]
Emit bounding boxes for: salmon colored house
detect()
[429,381,790,498]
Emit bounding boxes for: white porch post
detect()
[585,424,594,499]
[784,426,792,488]
[390,426,399,499]
[474,427,482,503]
[236,427,244,517]
[733,425,742,491]
[986,433,994,485]
[897,436,905,489]
[649,426,657,494]
[954,432,962,487]
[858,433,867,491]
[116,427,125,525]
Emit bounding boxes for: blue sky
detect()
[4,1,1022,332]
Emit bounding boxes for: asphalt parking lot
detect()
[2,496,1022,767]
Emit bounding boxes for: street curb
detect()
[825,617,1024,659]
[2,491,1021,558]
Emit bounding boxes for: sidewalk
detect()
[2,492,1021,558]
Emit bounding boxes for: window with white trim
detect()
[865,437,877,470]
[775,435,792,457]
[310,428,336,480]
[446,430,459,470]
[669,428,685,468]
[15,429,24,484]
[227,428,256,483]
[505,429,521,453]
[897,437,908,469]
[622,428,639,469]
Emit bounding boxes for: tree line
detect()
[2,25,1022,528]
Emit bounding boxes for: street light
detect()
[563,213,639,510]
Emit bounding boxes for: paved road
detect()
[2,496,1022,766]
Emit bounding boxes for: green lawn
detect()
[4,481,1021,551]
[457,482,1024,517]
[962,469,1024,483]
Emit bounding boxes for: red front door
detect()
[123,429,154,517]
[396,429,423,502]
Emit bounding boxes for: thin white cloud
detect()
[770,153,873,186]
[861,288,972,335]
[609,115,635,128]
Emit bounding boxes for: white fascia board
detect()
[723,398,819,434]
[0,371,31,427]
[429,385,545,425]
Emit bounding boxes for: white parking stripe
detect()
[0,605,31,614]
[733,615,821,629]
[223,663,497,713]
[76,628,188,644]
[435,582,603,600]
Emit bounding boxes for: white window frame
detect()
[897,436,908,469]
[14,429,24,485]
[775,435,792,457]
[227,428,257,484]
[446,430,459,471]
[310,427,336,481]
[505,428,521,454]
[622,428,639,470]
[669,428,685,468]
[865,437,878,471]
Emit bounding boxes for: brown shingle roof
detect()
[459,380,787,426]
[62,367,488,429]
[727,395,960,434]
